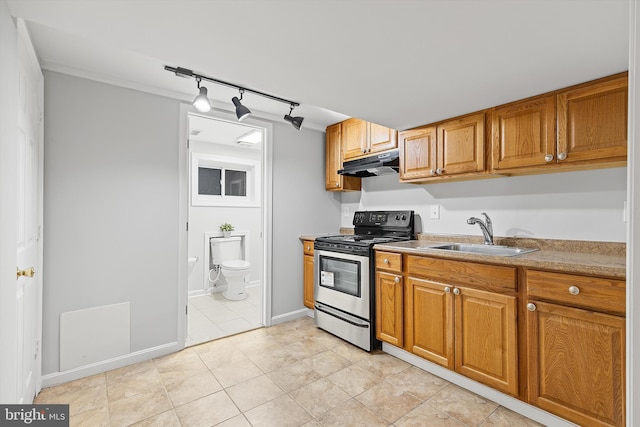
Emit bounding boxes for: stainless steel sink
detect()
[420,243,538,257]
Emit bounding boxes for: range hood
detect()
[338,150,399,177]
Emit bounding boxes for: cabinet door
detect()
[437,113,485,175]
[527,300,625,427]
[398,127,437,181]
[375,271,403,346]
[303,254,315,309]
[454,286,518,396]
[491,95,556,171]
[405,277,454,369]
[325,123,361,191]
[342,118,367,160]
[557,75,627,164]
[368,122,398,154]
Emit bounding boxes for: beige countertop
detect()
[374,237,626,279]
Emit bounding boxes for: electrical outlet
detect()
[430,205,440,220]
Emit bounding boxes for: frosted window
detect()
[225,170,246,196]
[198,167,222,195]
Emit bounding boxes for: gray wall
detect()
[42,71,340,375]
[43,72,180,374]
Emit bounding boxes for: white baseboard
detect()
[382,344,577,427]
[188,289,209,298]
[306,308,314,318]
[40,342,181,389]
[270,308,308,325]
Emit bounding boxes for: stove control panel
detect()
[353,210,413,227]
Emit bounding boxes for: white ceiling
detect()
[6,0,629,132]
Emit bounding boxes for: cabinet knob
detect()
[429,169,437,176]
[436,168,444,175]
[444,287,451,293]
[544,154,554,162]
[335,182,339,187]
[362,148,366,153]
[384,258,389,264]
[568,286,580,295]
[558,152,567,161]
[394,277,400,283]
[306,246,310,251]
[453,288,460,295]
[527,303,537,312]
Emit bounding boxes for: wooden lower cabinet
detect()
[527,300,625,427]
[375,271,404,347]
[403,276,518,396]
[303,240,314,309]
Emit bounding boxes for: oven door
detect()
[314,249,370,320]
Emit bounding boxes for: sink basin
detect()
[421,243,538,257]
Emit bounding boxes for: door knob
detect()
[17,267,35,279]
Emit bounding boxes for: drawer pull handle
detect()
[568,286,580,295]
[394,277,400,283]
[384,259,389,264]
[527,303,537,312]
[444,287,451,293]
[453,288,460,295]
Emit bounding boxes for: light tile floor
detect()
[187,286,263,347]
[35,316,544,427]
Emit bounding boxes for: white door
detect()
[15,21,43,404]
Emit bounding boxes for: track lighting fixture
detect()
[284,104,304,130]
[166,66,304,129]
[192,78,211,113]
[232,89,251,121]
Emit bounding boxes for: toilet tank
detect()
[210,236,243,265]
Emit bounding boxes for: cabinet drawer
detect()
[303,240,314,256]
[527,270,625,315]
[407,255,516,291]
[375,251,402,272]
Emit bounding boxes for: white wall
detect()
[188,140,262,293]
[0,0,19,401]
[43,72,181,375]
[342,167,627,242]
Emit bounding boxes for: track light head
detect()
[232,90,251,121]
[284,104,304,130]
[192,82,211,113]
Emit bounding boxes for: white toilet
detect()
[210,236,250,301]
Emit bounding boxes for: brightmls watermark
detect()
[0,405,68,426]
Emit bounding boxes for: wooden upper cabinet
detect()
[369,122,398,154]
[491,95,556,171]
[438,113,485,175]
[325,123,361,192]
[399,113,486,182]
[399,126,437,181]
[557,74,628,165]
[342,118,398,161]
[342,118,368,160]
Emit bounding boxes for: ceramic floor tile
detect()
[226,374,284,412]
[211,357,264,388]
[69,405,109,427]
[194,340,248,371]
[108,386,172,427]
[129,409,181,427]
[266,358,323,392]
[394,401,468,427]
[217,317,258,335]
[428,384,500,426]
[289,378,351,418]
[165,370,222,407]
[247,344,303,373]
[174,390,240,427]
[106,360,156,384]
[107,365,162,402]
[355,351,411,378]
[306,349,352,377]
[384,365,450,401]
[243,395,312,427]
[154,348,209,388]
[216,414,253,427]
[329,340,371,363]
[315,398,388,427]
[355,381,423,423]
[480,406,545,426]
[326,363,383,397]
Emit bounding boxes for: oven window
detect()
[318,255,361,297]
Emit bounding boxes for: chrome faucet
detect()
[467,212,494,245]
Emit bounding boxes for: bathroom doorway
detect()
[184,112,268,346]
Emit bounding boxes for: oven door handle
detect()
[314,303,370,328]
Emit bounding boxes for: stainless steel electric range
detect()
[313,210,414,351]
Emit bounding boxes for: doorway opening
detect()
[183,112,270,346]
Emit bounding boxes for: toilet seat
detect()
[221,259,250,270]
